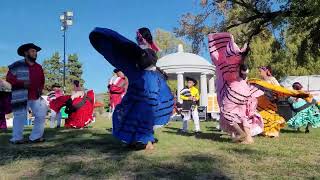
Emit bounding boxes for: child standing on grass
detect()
[180,77,201,134]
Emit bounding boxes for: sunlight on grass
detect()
[0,116,319,179]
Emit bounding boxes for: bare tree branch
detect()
[226,9,293,30]
[226,14,263,29]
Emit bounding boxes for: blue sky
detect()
[0,0,206,93]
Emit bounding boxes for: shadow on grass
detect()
[163,126,180,131]
[0,128,33,144]
[226,147,264,155]
[130,154,231,180]
[206,126,222,132]
[0,128,126,165]
[0,126,231,179]
[280,129,302,134]
[163,126,231,143]
[32,152,231,179]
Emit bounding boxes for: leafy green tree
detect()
[103,93,110,112]
[270,32,320,79]
[167,79,178,93]
[175,0,320,79]
[0,66,8,79]
[66,53,84,93]
[245,31,275,78]
[42,52,85,93]
[176,0,319,55]
[42,52,63,91]
[154,29,191,57]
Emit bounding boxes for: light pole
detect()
[60,11,73,89]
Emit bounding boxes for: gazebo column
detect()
[208,76,215,94]
[200,73,208,106]
[177,72,184,103]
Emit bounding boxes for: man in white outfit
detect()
[6,43,48,144]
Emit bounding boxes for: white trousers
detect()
[11,98,48,141]
[211,113,220,130]
[50,109,61,128]
[182,109,201,132]
[109,107,114,120]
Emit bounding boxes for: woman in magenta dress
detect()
[208,32,264,144]
[0,79,12,132]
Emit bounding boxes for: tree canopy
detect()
[66,53,84,91]
[154,28,191,57]
[0,66,8,80]
[42,52,84,93]
[175,0,320,79]
[42,52,63,91]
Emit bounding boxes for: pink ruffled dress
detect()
[208,32,264,136]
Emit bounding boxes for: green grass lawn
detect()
[0,117,319,179]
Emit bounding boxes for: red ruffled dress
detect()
[108,76,127,110]
[50,90,95,128]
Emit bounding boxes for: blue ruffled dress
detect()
[287,98,320,129]
[89,28,173,144]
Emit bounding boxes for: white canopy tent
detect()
[280,75,320,91]
[280,75,320,100]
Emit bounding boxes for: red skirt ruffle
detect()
[49,90,95,129]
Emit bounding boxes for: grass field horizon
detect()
[0,117,319,179]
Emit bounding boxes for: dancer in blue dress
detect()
[89,27,174,150]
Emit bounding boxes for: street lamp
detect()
[60,11,73,89]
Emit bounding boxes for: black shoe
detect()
[122,143,135,149]
[134,142,147,151]
[10,139,28,145]
[0,129,8,133]
[305,129,310,134]
[195,131,202,136]
[178,129,188,133]
[29,137,46,143]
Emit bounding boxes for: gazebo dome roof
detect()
[156,45,214,74]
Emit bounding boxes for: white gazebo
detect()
[157,45,215,107]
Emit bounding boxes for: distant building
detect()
[157,45,219,113]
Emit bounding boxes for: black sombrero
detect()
[17,43,41,56]
[51,83,61,88]
[113,69,121,73]
[186,77,197,85]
